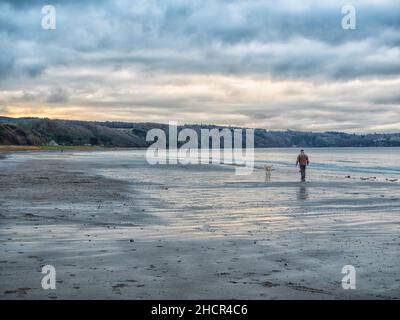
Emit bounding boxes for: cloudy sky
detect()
[0,0,399,132]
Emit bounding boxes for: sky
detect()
[0,0,399,132]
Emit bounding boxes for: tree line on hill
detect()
[1,117,399,148]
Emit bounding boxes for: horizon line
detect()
[1,115,400,136]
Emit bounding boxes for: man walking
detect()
[296,149,310,181]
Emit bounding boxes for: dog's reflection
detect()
[265,165,273,182]
[297,185,309,200]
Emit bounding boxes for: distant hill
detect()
[1,117,400,148]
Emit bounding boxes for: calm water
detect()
[2,147,399,180]
[253,148,400,177]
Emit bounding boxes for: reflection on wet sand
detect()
[297,185,309,200]
[264,165,274,182]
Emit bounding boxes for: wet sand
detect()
[0,151,399,299]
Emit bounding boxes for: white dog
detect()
[265,165,274,172]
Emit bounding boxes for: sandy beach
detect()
[0,149,399,299]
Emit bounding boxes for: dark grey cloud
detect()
[0,0,399,80]
[44,88,69,103]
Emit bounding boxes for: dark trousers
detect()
[300,165,306,180]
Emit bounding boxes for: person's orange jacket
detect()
[296,153,309,166]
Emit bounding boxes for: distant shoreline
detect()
[1,144,400,154]
[0,145,146,153]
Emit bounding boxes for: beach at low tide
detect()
[0,148,399,299]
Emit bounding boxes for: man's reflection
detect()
[265,171,271,182]
[297,185,309,200]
